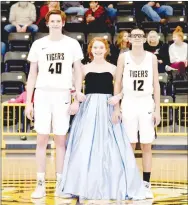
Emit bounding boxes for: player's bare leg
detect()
[141,143,152,173]
[31,134,49,199]
[54,135,67,196]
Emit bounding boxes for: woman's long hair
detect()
[116,31,130,50]
[173,26,184,41]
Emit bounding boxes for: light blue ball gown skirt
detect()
[59,94,146,200]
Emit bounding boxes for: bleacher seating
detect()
[175,95,188,127]
[87,32,113,45]
[8,33,32,52]
[166,33,188,43]
[1,11,9,25]
[166,16,188,33]
[173,77,188,95]
[165,1,187,16]
[64,31,86,48]
[1,54,5,73]
[0,1,187,112]
[1,1,11,30]
[116,15,137,32]
[1,11,9,41]
[159,73,169,96]
[1,72,26,95]
[4,52,29,74]
[34,32,48,41]
[65,14,85,32]
[116,1,136,16]
[1,1,11,13]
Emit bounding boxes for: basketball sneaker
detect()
[54,178,62,197]
[60,193,73,198]
[31,179,46,199]
[144,181,154,199]
[54,178,74,198]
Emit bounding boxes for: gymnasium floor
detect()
[1,150,187,205]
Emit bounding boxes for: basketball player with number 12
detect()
[112,28,161,199]
[26,10,84,199]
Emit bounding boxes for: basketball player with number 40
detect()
[26,10,84,199]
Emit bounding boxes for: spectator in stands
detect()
[168,26,188,73]
[84,1,112,33]
[144,30,166,73]
[8,83,34,140]
[111,31,130,65]
[62,2,88,21]
[142,2,173,24]
[36,1,60,32]
[4,2,38,33]
[100,1,117,22]
[1,42,6,56]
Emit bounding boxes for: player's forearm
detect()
[116,91,123,99]
[74,70,83,92]
[26,72,37,103]
[154,82,160,112]
[114,82,122,110]
[73,61,83,93]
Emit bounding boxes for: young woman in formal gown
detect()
[59,37,147,201]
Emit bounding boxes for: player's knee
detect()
[37,135,49,148]
[141,144,152,153]
[54,137,66,148]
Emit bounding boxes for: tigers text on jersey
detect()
[27,35,84,89]
[122,51,153,97]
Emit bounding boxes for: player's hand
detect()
[68,101,79,115]
[25,102,34,121]
[108,95,121,106]
[112,108,122,124]
[76,91,86,102]
[152,111,161,127]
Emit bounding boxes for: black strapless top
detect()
[85,72,113,95]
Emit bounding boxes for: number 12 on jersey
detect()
[48,62,62,74]
[133,80,144,91]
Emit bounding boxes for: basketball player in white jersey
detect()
[112,28,161,199]
[26,10,84,198]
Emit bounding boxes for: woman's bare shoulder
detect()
[106,62,116,75]
[82,62,92,75]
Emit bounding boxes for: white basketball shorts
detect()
[121,95,156,144]
[34,88,71,135]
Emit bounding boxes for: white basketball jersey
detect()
[27,35,83,90]
[122,51,153,97]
